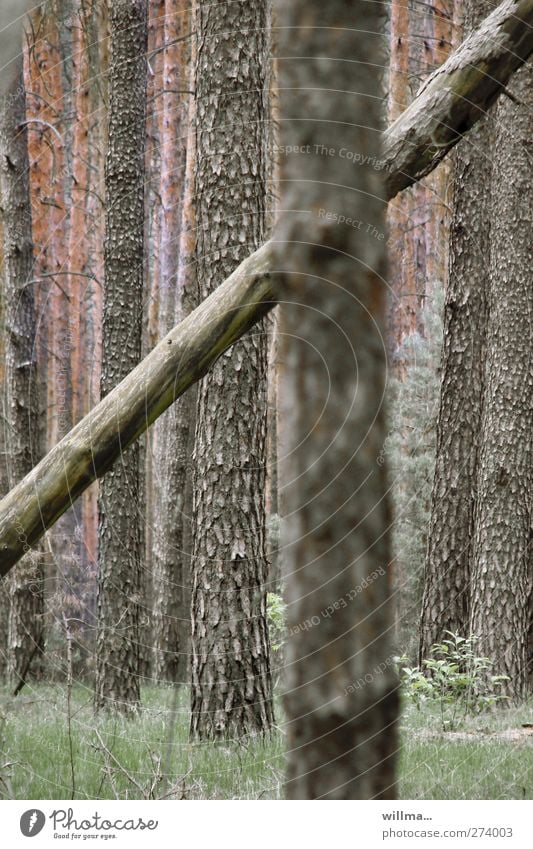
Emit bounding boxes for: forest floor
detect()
[1,685,532,800]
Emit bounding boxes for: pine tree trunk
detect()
[266,324,281,592]
[50,0,93,653]
[387,0,416,349]
[168,36,198,683]
[151,0,194,686]
[1,61,45,687]
[95,0,148,714]
[469,64,532,700]
[419,0,493,661]
[142,0,167,679]
[77,0,107,642]
[189,0,274,739]
[275,0,398,799]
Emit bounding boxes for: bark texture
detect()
[0,63,44,686]
[95,0,148,714]
[386,0,415,348]
[419,0,493,661]
[469,64,532,700]
[189,0,274,740]
[274,0,398,799]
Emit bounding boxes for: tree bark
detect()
[0,244,274,576]
[0,61,45,686]
[386,0,416,349]
[1,2,532,577]
[274,0,398,799]
[419,0,493,661]
[76,0,107,640]
[469,63,532,700]
[388,0,455,646]
[189,0,274,740]
[142,0,167,679]
[151,0,194,687]
[95,0,148,714]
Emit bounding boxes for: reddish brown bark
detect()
[387,0,455,359]
[24,2,106,652]
[387,0,414,350]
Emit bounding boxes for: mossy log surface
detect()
[1,0,533,575]
[383,0,533,199]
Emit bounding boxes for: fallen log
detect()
[0,245,274,575]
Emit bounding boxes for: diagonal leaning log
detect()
[382,0,533,198]
[1,0,532,576]
[0,245,274,574]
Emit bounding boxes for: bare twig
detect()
[20,118,64,144]
[93,729,146,797]
[149,30,195,58]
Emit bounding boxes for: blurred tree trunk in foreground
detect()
[275,0,398,798]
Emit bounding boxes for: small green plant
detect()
[395,659,435,711]
[398,632,509,731]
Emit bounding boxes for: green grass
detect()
[399,701,533,799]
[1,684,531,799]
[0,684,285,799]
[400,739,532,799]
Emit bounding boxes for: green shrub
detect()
[266,592,286,655]
[397,632,510,731]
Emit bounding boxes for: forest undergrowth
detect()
[1,685,531,800]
